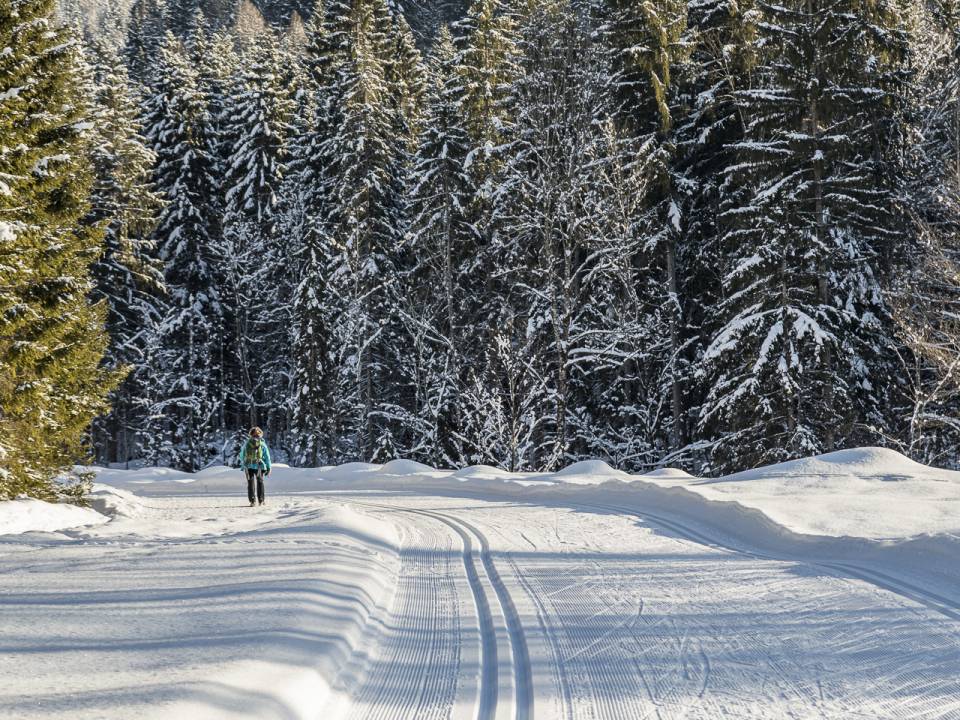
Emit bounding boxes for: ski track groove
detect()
[579,502,960,623]
[344,515,460,720]
[507,554,575,720]
[360,502,534,720]
[436,511,534,720]
[226,496,959,720]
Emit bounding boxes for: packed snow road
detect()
[2,486,959,719]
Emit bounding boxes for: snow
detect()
[641,467,697,480]
[450,464,516,480]
[548,459,630,483]
[553,459,626,477]
[378,458,440,475]
[645,447,960,540]
[0,497,107,535]
[2,448,959,719]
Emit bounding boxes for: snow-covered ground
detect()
[641,447,960,540]
[2,449,960,718]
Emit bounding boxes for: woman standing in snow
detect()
[237,427,272,506]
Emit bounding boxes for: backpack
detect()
[244,438,263,466]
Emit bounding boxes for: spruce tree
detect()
[0,0,119,498]
[454,0,518,208]
[288,6,343,465]
[322,0,409,460]
[221,31,293,434]
[143,32,224,470]
[85,41,165,466]
[698,0,911,471]
[124,0,166,86]
[672,0,758,463]
[402,25,475,465]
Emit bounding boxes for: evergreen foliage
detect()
[85,40,165,466]
[142,32,223,470]
[697,0,911,471]
[0,0,118,499]
[11,0,960,485]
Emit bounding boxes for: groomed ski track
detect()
[3,485,960,719]
[324,493,960,719]
[340,502,532,720]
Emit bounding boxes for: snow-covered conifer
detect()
[321,0,409,460]
[124,0,166,85]
[0,1,119,497]
[698,0,911,471]
[142,32,224,470]
[221,31,294,432]
[400,25,476,465]
[85,41,165,466]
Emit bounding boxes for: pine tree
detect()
[491,0,604,469]
[402,25,475,465]
[124,0,166,85]
[143,32,224,470]
[0,0,119,498]
[85,41,165,466]
[220,31,293,435]
[322,0,409,460]
[698,0,911,471]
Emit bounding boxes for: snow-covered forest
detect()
[5,0,960,498]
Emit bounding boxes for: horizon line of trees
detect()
[4,0,960,499]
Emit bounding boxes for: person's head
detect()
[249,426,263,439]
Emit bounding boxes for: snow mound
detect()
[643,467,697,480]
[648,447,960,539]
[195,465,246,479]
[0,498,108,536]
[88,484,147,519]
[379,459,436,476]
[725,446,935,481]
[315,462,384,481]
[451,465,515,480]
[102,466,197,483]
[553,460,627,477]
[323,503,401,549]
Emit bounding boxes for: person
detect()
[237,426,271,506]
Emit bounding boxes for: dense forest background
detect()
[4,0,960,498]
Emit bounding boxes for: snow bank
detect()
[646,447,960,540]
[724,446,935,480]
[89,446,960,540]
[86,447,960,605]
[1,495,404,720]
[267,448,960,609]
[0,497,107,535]
[451,464,515,481]
[88,484,148,519]
[552,459,628,481]
[379,459,438,475]
[642,467,697,481]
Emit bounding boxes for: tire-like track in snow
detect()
[362,502,533,720]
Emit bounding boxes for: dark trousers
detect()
[246,468,265,504]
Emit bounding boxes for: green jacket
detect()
[237,438,272,471]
